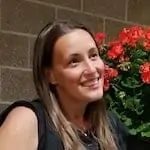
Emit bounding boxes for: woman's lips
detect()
[81,78,100,88]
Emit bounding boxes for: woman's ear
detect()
[45,69,57,85]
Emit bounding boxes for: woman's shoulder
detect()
[0,105,38,132]
[0,104,38,149]
[108,111,129,136]
[0,99,43,126]
[0,99,64,149]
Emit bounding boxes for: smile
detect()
[81,78,100,88]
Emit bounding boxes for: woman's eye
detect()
[68,59,80,67]
[90,53,99,60]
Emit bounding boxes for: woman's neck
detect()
[57,93,90,130]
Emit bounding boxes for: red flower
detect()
[144,28,150,40]
[119,27,130,44]
[103,79,110,91]
[119,26,144,46]
[107,41,124,59]
[103,65,118,91]
[95,32,106,44]
[130,26,144,40]
[108,68,118,78]
[104,65,118,79]
[139,62,150,84]
[143,40,150,51]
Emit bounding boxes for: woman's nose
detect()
[83,60,97,77]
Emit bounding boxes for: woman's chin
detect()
[83,89,104,103]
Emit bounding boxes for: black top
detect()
[0,99,149,150]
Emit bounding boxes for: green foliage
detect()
[96,26,150,139]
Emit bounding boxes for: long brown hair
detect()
[33,20,117,150]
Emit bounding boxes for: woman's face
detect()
[48,29,104,103]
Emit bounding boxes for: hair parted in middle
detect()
[33,20,118,150]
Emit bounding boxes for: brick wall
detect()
[0,0,150,111]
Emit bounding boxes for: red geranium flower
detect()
[107,41,124,59]
[144,28,150,40]
[103,79,110,91]
[140,62,150,84]
[95,32,106,44]
[119,27,130,44]
[104,65,118,91]
[119,26,144,46]
[143,40,150,51]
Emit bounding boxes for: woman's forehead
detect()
[53,29,96,57]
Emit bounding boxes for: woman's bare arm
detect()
[0,106,38,150]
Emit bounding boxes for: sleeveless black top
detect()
[0,99,149,150]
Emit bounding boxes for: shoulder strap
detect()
[0,100,46,150]
[31,100,64,150]
[31,100,46,150]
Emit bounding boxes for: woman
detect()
[0,20,128,150]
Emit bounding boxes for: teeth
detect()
[82,78,99,87]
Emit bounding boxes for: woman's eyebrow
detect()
[88,47,98,53]
[69,53,80,57]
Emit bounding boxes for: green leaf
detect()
[121,77,143,88]
[129,129,137,135]
[131,49,147,59]
[141,131,150,137]
[123,117,132,126]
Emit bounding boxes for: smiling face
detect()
[48,29,104,104]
